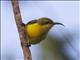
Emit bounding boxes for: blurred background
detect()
[1,1,80,60]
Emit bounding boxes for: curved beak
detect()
[53,22,64,26]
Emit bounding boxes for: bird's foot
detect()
[26,44,31,47]
[22,23,25,26]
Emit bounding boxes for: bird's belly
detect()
[25,23,48,44]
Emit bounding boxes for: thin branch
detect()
[11,0,32,60]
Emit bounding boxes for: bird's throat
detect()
[25,23,43,38]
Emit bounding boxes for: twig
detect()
[11,0,32,60]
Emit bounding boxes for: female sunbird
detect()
[23,17,64,46]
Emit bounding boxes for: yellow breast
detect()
[25,23,42,38]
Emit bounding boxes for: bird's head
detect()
[37,17,64,31]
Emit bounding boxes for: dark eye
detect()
[39,21,50,25]
[44,21,50,24]
[28,20,37,24]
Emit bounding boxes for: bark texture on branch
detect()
[11,0,32,60]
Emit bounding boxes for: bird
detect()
[22,17,64,46]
